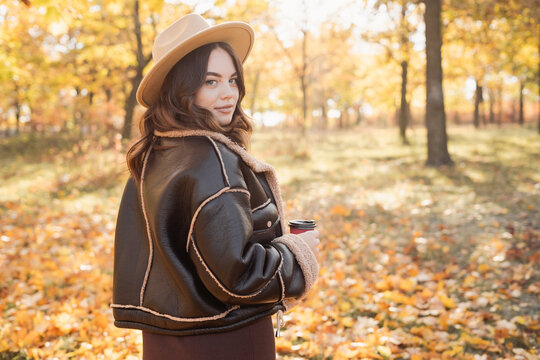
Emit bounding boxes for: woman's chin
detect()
[215,115,233,126]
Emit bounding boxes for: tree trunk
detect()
[13,82,21,135]
[518,81,524,126]
[473,79,482,128]
[399,1,409,145]
[249,70,260,117]
[399,60,409,145]
[424,0,452,166]
[123,72,143,139]
[122,90,136,140]
[497,83,503,126]
[352,101,362,126]
[488,88,494,124]
[14,97,21,135]
[73,87,82,134]
[321,99,328,129]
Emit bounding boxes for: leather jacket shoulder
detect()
[112,130,318,335]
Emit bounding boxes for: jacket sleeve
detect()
[187,188,318,306]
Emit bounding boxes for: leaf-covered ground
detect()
[1,126,538,359]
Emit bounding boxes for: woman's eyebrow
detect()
[206,71,238,78]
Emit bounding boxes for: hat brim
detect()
[136,22,254,108]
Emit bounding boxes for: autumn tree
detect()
[310,21,362,129]
[496,1,539,127]
[445,1,494,128]
[446,0,539,128]
[267,0,322,133]
[121,0,156,139]
[369,0,423,143]
[0,0,59,135]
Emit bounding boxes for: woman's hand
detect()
[296,230,320,257]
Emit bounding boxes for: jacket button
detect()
[267,221,272,228]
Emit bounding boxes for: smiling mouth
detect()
[215,105,234,113]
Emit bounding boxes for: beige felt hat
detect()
[136,13,255,108]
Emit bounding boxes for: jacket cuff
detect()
[282,298,299,312]
[272,233,319,300]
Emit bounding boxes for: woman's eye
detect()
[229,78,237,85]
[206,79,217,86]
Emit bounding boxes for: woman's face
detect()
[194,47,239,126]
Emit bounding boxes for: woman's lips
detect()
[215,105,234,114]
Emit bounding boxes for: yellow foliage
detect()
[375,278,390,291]
[398,278,414,292]
[340,317,355,328]
[384,290,414,305]
[437,293,456,309]
[92,312,110,330]
[377,345,392,358]
[330,204,351,217]
[463,274,476,287]
[339,301,351,313]
[478,264,491,273]
[460,333,492,350]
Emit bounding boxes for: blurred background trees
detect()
[0,0,538,150]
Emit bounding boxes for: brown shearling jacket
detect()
[112,130,318,335]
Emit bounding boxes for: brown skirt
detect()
[142,316,276,360]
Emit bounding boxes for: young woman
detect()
[112,14,320,359]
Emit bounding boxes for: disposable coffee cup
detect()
[288,219,316,234]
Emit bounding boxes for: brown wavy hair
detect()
[126,42,253,181]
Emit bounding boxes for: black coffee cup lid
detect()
[288,219,316,229]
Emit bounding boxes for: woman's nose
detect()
[220,83,235,99]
